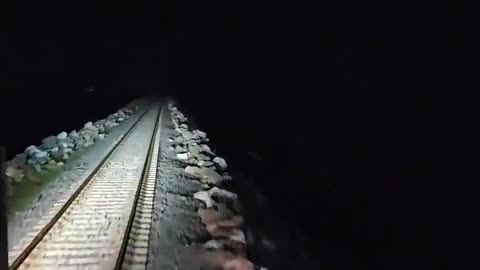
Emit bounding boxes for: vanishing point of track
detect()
[8,104,163,270]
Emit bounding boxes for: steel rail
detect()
[114,105,162,269]
[9,105,154,270]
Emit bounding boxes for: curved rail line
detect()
[9,104,162,270]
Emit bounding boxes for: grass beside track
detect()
[6,148,87,219]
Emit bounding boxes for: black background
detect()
[2,1,478,269]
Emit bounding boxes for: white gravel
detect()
[7,100,149,250]
[16,106,159,269]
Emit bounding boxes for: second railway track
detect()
[8,104,163,270]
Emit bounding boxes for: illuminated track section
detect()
[9,104,163,270]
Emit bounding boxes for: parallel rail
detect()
[9,104,162,270]
[115,106,162,270]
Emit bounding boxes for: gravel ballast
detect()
[7,99,149,250]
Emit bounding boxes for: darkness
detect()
[2,1,478,269]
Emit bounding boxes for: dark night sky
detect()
[4,2,476,96]
[2,1,479,269]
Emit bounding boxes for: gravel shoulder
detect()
[147,107,209,270]
[148,102,260,270]
[152,101,321,270]
[7,99,149,250]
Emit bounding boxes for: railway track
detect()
[8,104,163,270]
